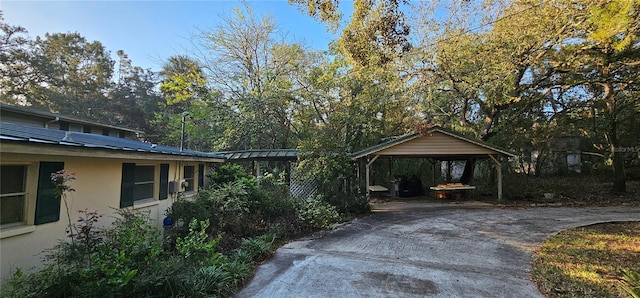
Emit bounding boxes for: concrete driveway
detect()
[236,200,640,298]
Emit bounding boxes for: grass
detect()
[531,222,640,297]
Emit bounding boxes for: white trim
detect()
[0,225,36,239]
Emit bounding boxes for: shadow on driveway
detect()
[237,199,640,298]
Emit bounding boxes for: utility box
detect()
[169,181,179,194]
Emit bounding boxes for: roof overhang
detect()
[352,127,516,160]
[1,141,225,162]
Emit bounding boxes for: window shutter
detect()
[159,164,169,200]
[120,163,135,208]
[35,162,64,225]
[198,164,205,190]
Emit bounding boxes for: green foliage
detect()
[180,266,233,297]
[2,209,163,297]
[175,219,221,265]
[209,163,255,187]
[297,195,341,229]
[239,234,275,263]
[620,270,640,298]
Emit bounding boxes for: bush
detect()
[240,233,275,263]
[3,209,164,297]
[297,195,341,229]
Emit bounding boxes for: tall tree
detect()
[0,14,36,105]
[551,0,640,192]
[108,50,163,131]
[197,4,308,150]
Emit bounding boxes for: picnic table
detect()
[430,183,476,199]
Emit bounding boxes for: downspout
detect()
[44,117,60,128]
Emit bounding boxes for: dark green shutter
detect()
[120,163,135,208]
[35,162,64,225]
[159,164,169,200]
[198,164,205,190]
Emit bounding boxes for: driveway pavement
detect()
[236,200,640,297]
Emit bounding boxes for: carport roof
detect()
[218,149,299,161]
[352,126,515,159]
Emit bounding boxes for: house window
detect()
[1,165,27,227]
[83,125,92,133]
[183,166,195,192]
[59,121,70,131]
[102,128,110,136]
[120,163,156,208]
[133,166,155,202]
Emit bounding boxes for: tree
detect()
[0,14,36,105]
[196,4,309,150]
[290,0,412,67]
[550,0,640,192]
[108,50,163,131]
[153,55,228,151]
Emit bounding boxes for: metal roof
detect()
[0,121,224,159]
[219,149,299,161]
[0,103,144,134]
[351,126,516,159]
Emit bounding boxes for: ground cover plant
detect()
[531,222,640,298]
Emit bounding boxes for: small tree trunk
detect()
[609,120,626,193]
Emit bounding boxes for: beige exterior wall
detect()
[377,131,496,156]
[0,152,210,282]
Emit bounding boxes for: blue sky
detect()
[1,1,343,72]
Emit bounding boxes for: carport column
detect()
[365,155,380,199]
[489,155,502,202]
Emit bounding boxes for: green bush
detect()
[297,195,341,229]
[175,219,221,265]
[2,209,164,298]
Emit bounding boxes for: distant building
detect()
[0,103,143,139]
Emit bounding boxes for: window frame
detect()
[0,164,28,228]
[183,165,195,192]
[120,163,158,208]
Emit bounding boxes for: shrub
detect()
[297,195,341,229]
[240,234,275,263]
[3,209,164,297]
[175,219,221,265]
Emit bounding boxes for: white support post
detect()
[365,155,380,199]
[488,155,503,202]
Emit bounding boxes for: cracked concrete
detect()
[236,200,640,297]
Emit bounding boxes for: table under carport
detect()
[351,126,516,201]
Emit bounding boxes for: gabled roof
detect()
[0,103,143,134]
[0,121,224,160]
[219,149,299,161]
[351,126,515,159]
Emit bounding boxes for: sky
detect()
[1,0,343,72]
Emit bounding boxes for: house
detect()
[0,103,143,139]
[0,119,224,281]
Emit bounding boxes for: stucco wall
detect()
[0,153,204,282]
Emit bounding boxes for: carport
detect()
[352,127,515,201]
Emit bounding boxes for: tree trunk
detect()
[609,118,626,193]
[604,83,626,193]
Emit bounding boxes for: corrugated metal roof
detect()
[1,103,144,134]
[351,126,516,159]
[219,149,299,161]
[0,121,224,159]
